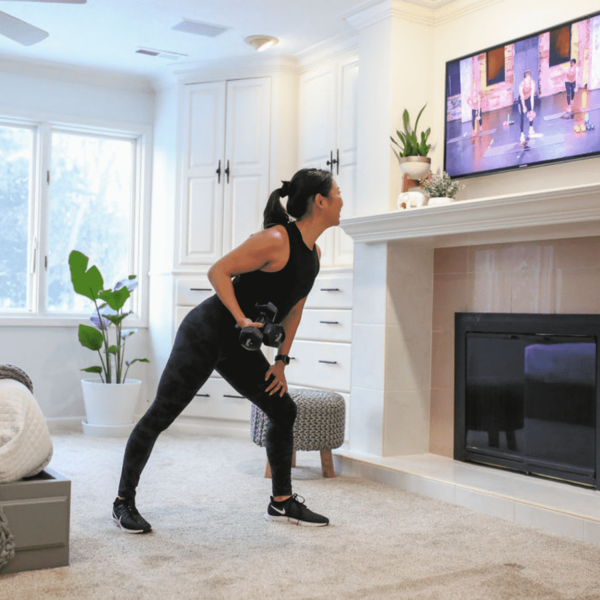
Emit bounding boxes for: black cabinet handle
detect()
[196,393,210,397]
[320,288,341,292]
[224,394,244,399]
[224,159,230,183]
[318,360,338,365]
[320,320,340,325]
[326,149,339,174]
[190,288,211,291]
[216,160,221,183]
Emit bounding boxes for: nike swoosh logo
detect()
[271,505,286,515]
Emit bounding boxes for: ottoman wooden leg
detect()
[320,449,335,478]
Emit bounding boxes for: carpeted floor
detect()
[2,431,600,599]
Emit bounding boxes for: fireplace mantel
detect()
[341,183,600,248]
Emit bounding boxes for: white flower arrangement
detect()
[419,170,465,199]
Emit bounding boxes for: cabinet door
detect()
[222,77,272,253]
[334,58,359,267]
[179,81,226,265]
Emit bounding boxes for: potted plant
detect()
[419,169,465,206]
[390,104,432,180]
[68,250,149,436]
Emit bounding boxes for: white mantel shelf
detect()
[341,183,600,248]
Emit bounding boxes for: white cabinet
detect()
[178,77,271,267]
[298,56,358,267]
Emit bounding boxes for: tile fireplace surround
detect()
[336,183,600,545]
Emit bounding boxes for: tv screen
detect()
[444,10,600,179]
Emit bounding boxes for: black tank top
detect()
[231,221,320,324]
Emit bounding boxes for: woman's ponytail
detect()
[263,182,291,229]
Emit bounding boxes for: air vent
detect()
[136,47,188,60]
[171,18,230,37]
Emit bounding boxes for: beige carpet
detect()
[2,431,600,600]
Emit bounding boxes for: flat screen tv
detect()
[444,10,600,180]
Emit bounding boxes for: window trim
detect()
[0,115,151,328]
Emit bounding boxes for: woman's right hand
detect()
[238,317,263,330]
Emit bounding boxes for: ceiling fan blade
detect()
[0,1,87,4]
[0,10,49,46]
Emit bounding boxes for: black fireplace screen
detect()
[455,314,600,489]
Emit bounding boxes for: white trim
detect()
[340,183,600,246]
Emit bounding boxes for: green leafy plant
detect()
[68,250,149,383]
[390,104,432,157]
[419,170,465,199]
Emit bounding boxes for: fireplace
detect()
[455,313,600,489]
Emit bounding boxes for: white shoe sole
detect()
[264,513,329,527]
[112,514,151,534]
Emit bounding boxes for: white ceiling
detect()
[0,0,458,82]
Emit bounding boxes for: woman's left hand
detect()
[265,362,288,397]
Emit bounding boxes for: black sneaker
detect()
[112,498,152,534]
[265,494,329,527]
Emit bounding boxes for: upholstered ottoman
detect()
[250,389,345,478]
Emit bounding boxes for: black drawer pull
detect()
[320,320,340,325]
[190,288,211,291]
[318,360,338,365]
[320,288,341,292]
[196,393,210,397]
[224,394,244,399]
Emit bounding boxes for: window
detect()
[549,25,571,67]
[0,118,146,321]
[486,46,506,86]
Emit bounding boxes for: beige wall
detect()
[430,235,600,457]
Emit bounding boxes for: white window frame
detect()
[0,115,151,328]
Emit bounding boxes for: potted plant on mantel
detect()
[390,103,432,181]
[69,250,149,436]
[420,169,465,206]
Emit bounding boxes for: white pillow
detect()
[0,379,53,483]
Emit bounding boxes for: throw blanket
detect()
[0,378,53,484]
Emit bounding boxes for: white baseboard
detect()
[168,416,251,440]
[46,417,84,433]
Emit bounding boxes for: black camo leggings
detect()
[118,295,297,499]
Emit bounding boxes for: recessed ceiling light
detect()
[244,35,279,52]
[172,19,230,37]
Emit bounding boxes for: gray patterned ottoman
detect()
[250,388,345,478]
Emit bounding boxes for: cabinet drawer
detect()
[306,273,353,309]
[286,340,351,392]
[297,308,352,342]
[176,279,214,307]
[181,376,251,421]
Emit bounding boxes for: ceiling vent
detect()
[172,18,230,37]
[136,47,188,60]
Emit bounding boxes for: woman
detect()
[518,70,536,143]
[565,59,577,113]
[113,168,343,533]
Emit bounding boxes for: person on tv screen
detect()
[466,86,482,136]
[518,70,536,143]
[565,59,577,113]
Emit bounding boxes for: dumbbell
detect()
[239,302,286,351]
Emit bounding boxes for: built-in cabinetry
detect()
[177,77,271,266]
[164,53,357,436]
[298,54,358,268]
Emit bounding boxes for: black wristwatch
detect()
[274,354,290,365]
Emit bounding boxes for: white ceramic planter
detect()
[427,197,455,206]
[398,156,431,181]
[81,379,141,427]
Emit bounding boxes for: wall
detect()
[0,59,155,423]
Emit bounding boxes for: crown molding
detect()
[295,31,359,72]
[171,53,299,85]
[0,53,155,95]
[346,0,503,29]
